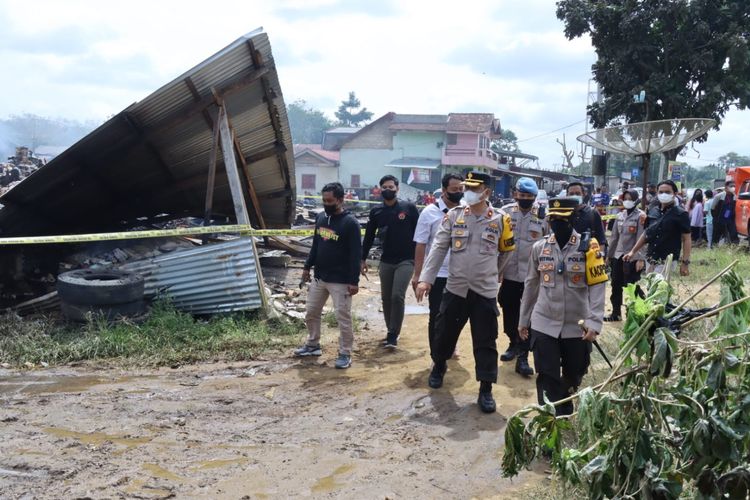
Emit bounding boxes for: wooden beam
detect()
[184,76,215,131]
[245,143,287,164]
[203,118,221,224]
[230,128,266,229]
[217,106,251,226]
[143,66,269,138]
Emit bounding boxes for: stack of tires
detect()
[57,269,146,322]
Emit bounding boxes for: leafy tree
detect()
[492,128,520,152]
[286,100,334,145]
[334,92,373,127]
[718,151,750,169]
[557,0,750,159]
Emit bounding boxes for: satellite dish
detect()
[577,118,716,208]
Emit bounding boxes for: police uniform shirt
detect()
[607,208,647,261]
[420,203,515,299]
[501,202,548,283]
[519,230,606,339]
[413,198,451,278]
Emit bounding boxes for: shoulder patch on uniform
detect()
[498,213,516,252]
[585,237,608,285]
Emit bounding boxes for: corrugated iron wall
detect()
[121,238,263,314]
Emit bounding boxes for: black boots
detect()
[515,354,534,377]
[499,343,518,362]
[428,361,447,389]
[477,381,496,413]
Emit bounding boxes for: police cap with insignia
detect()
[462,171,491,187]
[546,197,578,218]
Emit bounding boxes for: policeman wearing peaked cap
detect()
[416,171,516,414]
[499,177,548,378]
[518,197,607,416]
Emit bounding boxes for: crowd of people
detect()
[292,170,738,416]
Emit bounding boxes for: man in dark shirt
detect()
[625,180,691,276]
[567,182,606,251]
[362,174,420,348]
[295,182,362,369]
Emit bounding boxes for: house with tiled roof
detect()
[293,144,340,196]
[336,112,507,198]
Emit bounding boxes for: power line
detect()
[516,119,587,143]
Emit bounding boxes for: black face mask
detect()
[446,191,463,204]
[381,189,397,201]
[549,219,573,247]
[516,198,534,209]
[323,204,338,216]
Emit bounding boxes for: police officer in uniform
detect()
[518,197,607,416]
[416,171,516,413]
[499,177,548,377]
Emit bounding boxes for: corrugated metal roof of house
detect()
[326,127,362,134]
[293,144,340,163]
[447,113,500,133]
[0,29,294,237]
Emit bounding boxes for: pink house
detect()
[442,113,502,170]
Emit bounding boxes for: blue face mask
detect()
[570,195,583,205]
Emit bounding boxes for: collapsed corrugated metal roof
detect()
[0,28,295,237]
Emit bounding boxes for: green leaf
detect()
[706,359,725,391]
[650,328,669,376]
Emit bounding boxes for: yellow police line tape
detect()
[0,214,620,246]
[0,225,322,246]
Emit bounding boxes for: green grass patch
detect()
[681,245,750,285]
[0,301,303,367]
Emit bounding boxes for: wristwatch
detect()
[681,259,690,265]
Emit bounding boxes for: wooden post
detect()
[217,106,251,226]
[203,118,220,225]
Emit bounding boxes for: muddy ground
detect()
[1,260,699,499]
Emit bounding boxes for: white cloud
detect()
[0,0,747,170]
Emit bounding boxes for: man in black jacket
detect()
[567,182,606,252]
[362,174,420,348]
[295,182,362,369]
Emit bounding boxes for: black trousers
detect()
[427,277,448,360]
[433,289,499,383]
[530,330,591,416]
[609,257,641,316]
[498,279,529,355]
[690,226,703,242]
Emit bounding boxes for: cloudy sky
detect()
[1,0,748,169]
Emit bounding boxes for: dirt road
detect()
[1,278,552,499]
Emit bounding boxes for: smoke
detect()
[0,114,97,161]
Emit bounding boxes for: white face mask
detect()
[623,200,636,209]
[728,186,736,194]
[658,193,674,204]
[569,195,583,205]
[463,189,485,206]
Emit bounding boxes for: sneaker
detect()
[334,353,352,369]
[383,342,397,350]
[293,344,322,357]
[603,314,621,322]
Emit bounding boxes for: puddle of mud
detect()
[311,464,355,494]
[0,375,149,396]
[192,458,250,470]
[143,463,184,482]
[43,427,152,448]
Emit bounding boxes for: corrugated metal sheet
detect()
[121,238,263,314]
[0,28,295,237]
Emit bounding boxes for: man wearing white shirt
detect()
[412,173,464,360]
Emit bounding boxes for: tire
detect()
[60,299,147,323]
[57,269,144,306]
